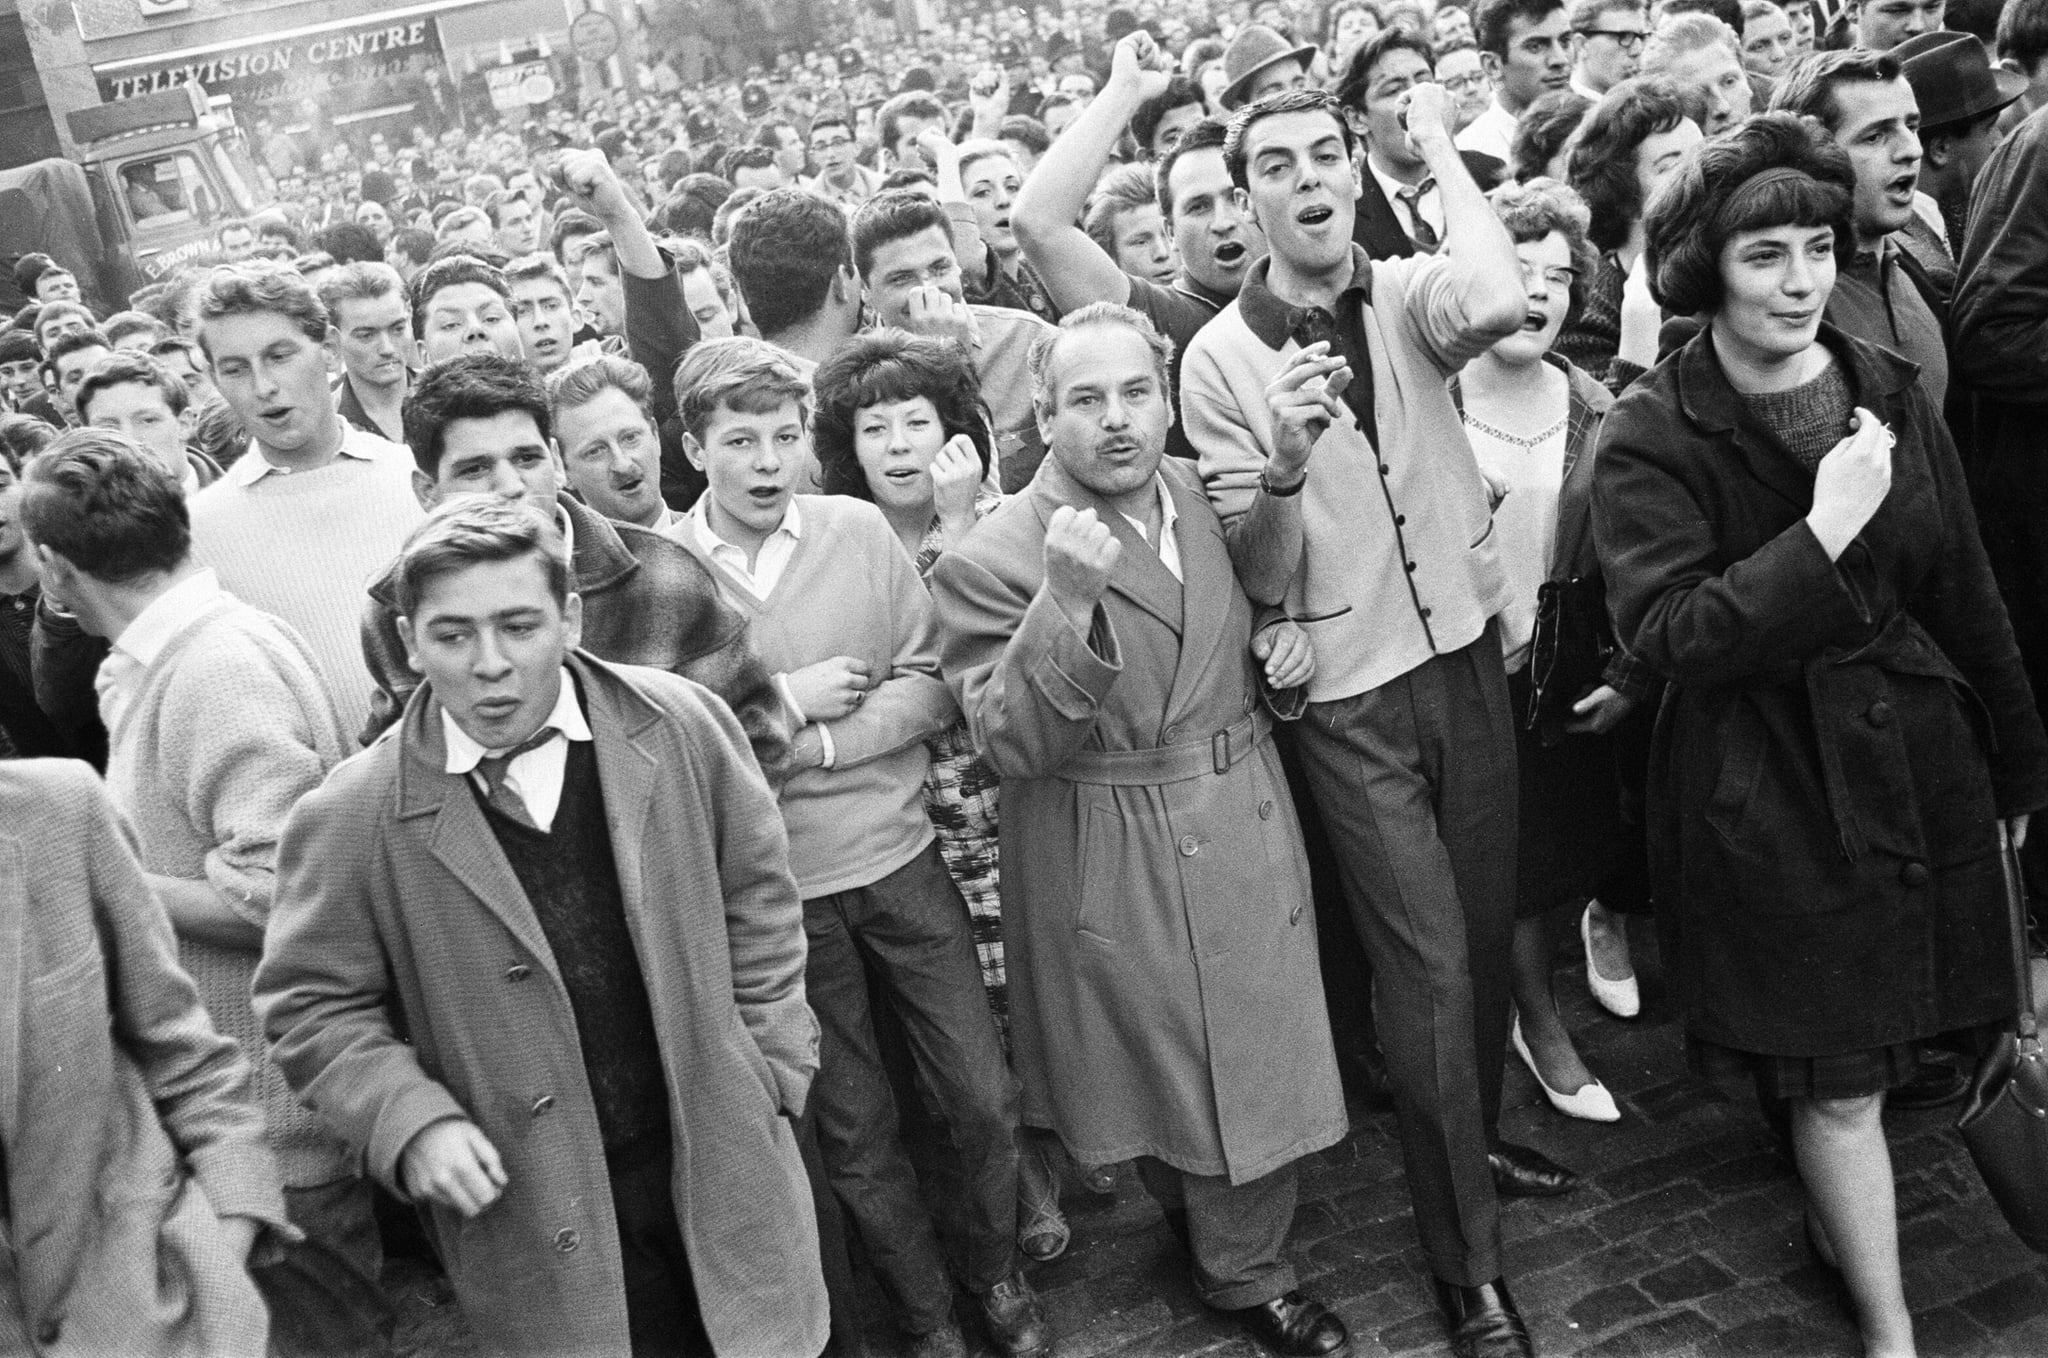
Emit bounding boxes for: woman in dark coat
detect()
[1593,114,2048,1358]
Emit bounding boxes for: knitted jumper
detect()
[187,430,423,748]
[678,495,956,897]
[1740,359,1854,471]
[103,595,351,1187]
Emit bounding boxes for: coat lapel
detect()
[1161,468,1236,728]
[1029,461,1184,635]
[394,687,562,985]
[1675,326,1815,513]
[574,655,663,927]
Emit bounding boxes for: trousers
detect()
[1290,626,1519,1286]
[804,841,1020,1333]
[1134,1158,1301,1310]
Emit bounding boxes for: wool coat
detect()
[359,493,792,785]
[1592,325,2048,1056]
[254,654,827,1357]
[1,759,290,1358]
[930,456,1348,1185]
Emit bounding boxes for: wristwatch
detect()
[1259,466,1306,497]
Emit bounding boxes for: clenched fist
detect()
[552,148,634,225]
[1043,505,1121,631]
[902,285,978,347]
[930,434,984,529]
[1807,406,1894,561]
[785,656,873,722]
[401,1118,507,1219]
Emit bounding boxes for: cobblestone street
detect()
[391,930,2048,1358]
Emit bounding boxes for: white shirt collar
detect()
[110,568,223,672]
[226,420,384,485]
[441,666,594,775]
[687,493,803,557]
[1117,475,1183,583]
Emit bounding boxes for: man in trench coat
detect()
[929,303,1350,1357]
[254,499,827,1357]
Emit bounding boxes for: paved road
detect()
[390,927,2048,1357]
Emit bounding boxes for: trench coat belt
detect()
[1060,710,1272,787]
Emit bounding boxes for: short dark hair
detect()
[1511,91,1594,182]
[318,260,407,324]
[1568,78,1697,252]
[1474,0,1568,55]
[1766,49,1903,133]
[850,190,953,278]
[727,188,853,337]
[546,353,655,426]
[1658,0,1744,36]
[402,352,552,479]
[102,310,166,348]
[1643,111,1854,315]
[395,496,570,619]
[1335,28,1436,112]
[196,264,328,359]
[0,413,56,471]
[1156,117,1232,219]
[34,301,100,350]
[19,428,190,583]
[671,337,810,444]
[317,221,384,265]
[75,350,190,424]
[998,115,1053,159]
[408,254,512,337]
[878,91,948,151]
[653,173,733,240]
[1224,89,1358,191]
[811,330,992,499]
[388,227,435,269]
[43,327,113,382]
[1132,78,1210,155]
[2000,0,2048,75]
[808,112,855,143]
[721,145,780,180]
[549,209,604,264]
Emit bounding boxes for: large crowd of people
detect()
[4,0,2048,1356]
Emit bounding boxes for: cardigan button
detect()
[554,1228,579,1252]
[1394,514,1406,526]
[506,963,531,982]
[1178,835,1200,857]
[1378,463,1390,476]
[1404,561,1417,573]
[531,1094,556,1117]
[1899,861,1930,888]
[1867,701,1893,728]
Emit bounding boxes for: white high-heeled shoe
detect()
[1512,1014,1621,1123]
[1581,901,1641,1019]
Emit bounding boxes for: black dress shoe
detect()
[1887,1059,1969,1111]
[1227,1291,1349,1357]
[1489,1142,1580,1198]
[1432,1277,1535,1358]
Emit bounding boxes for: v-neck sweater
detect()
[679,495,957,897]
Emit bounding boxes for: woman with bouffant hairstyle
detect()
[1593,112,2048,1358]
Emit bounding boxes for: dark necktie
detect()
[1396,180,1440,251]
[475,726,559,831]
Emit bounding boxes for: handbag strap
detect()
[1999,822,2039,1041]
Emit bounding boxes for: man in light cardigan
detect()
[1182,85,1550,1358]
[665,337,1049,1358]
[17,428,381,1353]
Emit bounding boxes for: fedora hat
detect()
[1219,24,1320,110]
[1894,30,2027,130]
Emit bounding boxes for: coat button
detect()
[506,963,531,982]
[1378,463,1390,476]
[1900,860,1930,888]
[1289,903,1304,925]
[1163,723,1180,741]
[1419,607,1433,619]
[532,1094,555,1116]
[554,1228,579,1252]
[35,1320,60,1346]
[1178,835,1200,857]
[1394,514,1406,526]
[1404,561,1417,573]
[1867,701,1893,728]
[1258,800,1274,820]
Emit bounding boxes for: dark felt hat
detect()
[1894,30,2027,130]
[1219,24,1319,111]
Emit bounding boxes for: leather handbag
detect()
[1955,823,2048,1254]
[1525,575,1614,748]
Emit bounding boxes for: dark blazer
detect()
[360,493,791,783]
[1592,324,2048,1056]
[1351,150,1505,261]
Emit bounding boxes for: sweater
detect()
[187,427,423,748]
[677,494,956,897]
[102,594,351,1188]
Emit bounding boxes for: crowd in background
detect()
[5,2,2048,1358]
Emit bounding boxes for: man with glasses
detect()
[1459,0,1576,161]
[1569,0,1649,97]
[805,114,883,210]
[1436,42,1498,134]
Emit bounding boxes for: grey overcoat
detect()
[931,456,1347,1185]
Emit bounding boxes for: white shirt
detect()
[441,668,593,834]
[1910,190,1950,251]
[684,494,804,601]
[1454,97,1518,164]
[1368,160,1443,245]
[226,421,404,485]
[97,568,225,733]
[1118,476,1184,583]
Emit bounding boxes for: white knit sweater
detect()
[103,594,351,1187]
[187,429,423,749]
